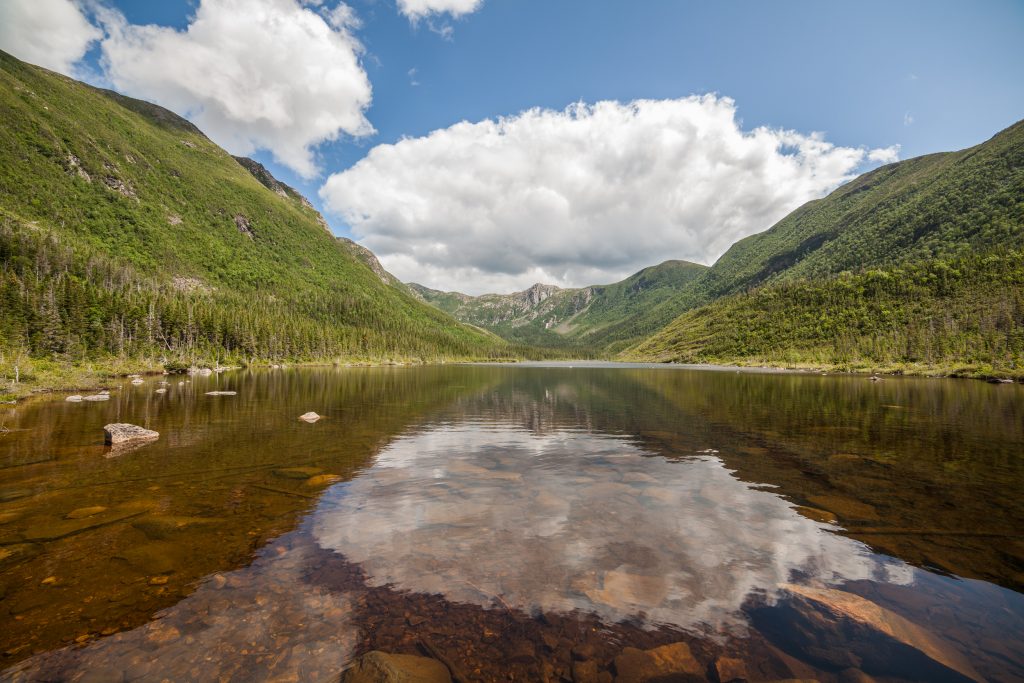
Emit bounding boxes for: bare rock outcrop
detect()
[234,214,255,239]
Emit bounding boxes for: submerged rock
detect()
[83,394,110,402]
[340,651,451,683]
[305,474,341,487]
[0,543,41,566]
[274,467,322,480]
[131,378,144,385]
[116,540,184,575]
[65,395,83,402]
[613,642,702,682]
[20,505,153,543]
[770,584,984,683]
[104,423,159,445]
[714,656,748,683]
[64,506,107,520]
[805,495,878,522]
[583,570,668,611]
[298,411,321,422]
[794,505,838,525]
[205,390,237,396]
[571,659,602,683]
[132,515,222,541]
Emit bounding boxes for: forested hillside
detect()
[410,259,707,352]
[676,119,1023,305]
[3,45,1019,390]
[627,251,1024,376]
[0,50,507,395]
[627,119,1024,374]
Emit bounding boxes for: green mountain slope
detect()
[628,251,1024,375]
[685,119,1023,304]
[627,119,1024,374]
[410,259,708,351]
[0,50,506,385]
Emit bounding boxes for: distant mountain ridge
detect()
[410,116,1024,374]
[409,281,580,327]
[410,259,708,351]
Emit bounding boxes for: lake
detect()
[0,363,1022,682]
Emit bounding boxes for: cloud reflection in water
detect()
[313,424,914,633]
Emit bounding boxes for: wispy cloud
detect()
[396,0,483,21]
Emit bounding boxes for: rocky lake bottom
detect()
[0,364,1022,682]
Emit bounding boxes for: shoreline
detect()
[484,358,1023,381]
[4,355,1018,404]
[0,355,525,403]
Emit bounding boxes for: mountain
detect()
[692,119,1024,298]
[410,259,708,351]
[627,119,1024,375]
[336,237,408,290]
[0,50,507,389]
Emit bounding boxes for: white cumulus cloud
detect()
[97,0,373,178]
[397,0,484,20]
[320,96,900,294]
[0,0,100,74]
[868,146,900,163]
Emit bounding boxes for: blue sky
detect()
[2,0,1023,291]
[101,0,1024,199]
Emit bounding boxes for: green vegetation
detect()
[685,118,1024,304]
[411,259,708,353]
[626,251,1024,377]
[0,50,509,398]
[626,119,1024,376]
[2,46,1020,392]
[419,119,1023,368]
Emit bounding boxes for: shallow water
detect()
[0,364,1022,681]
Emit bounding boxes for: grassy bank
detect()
[0,353,165,402]
[647,357,1024,381]
[0,351,548,402]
